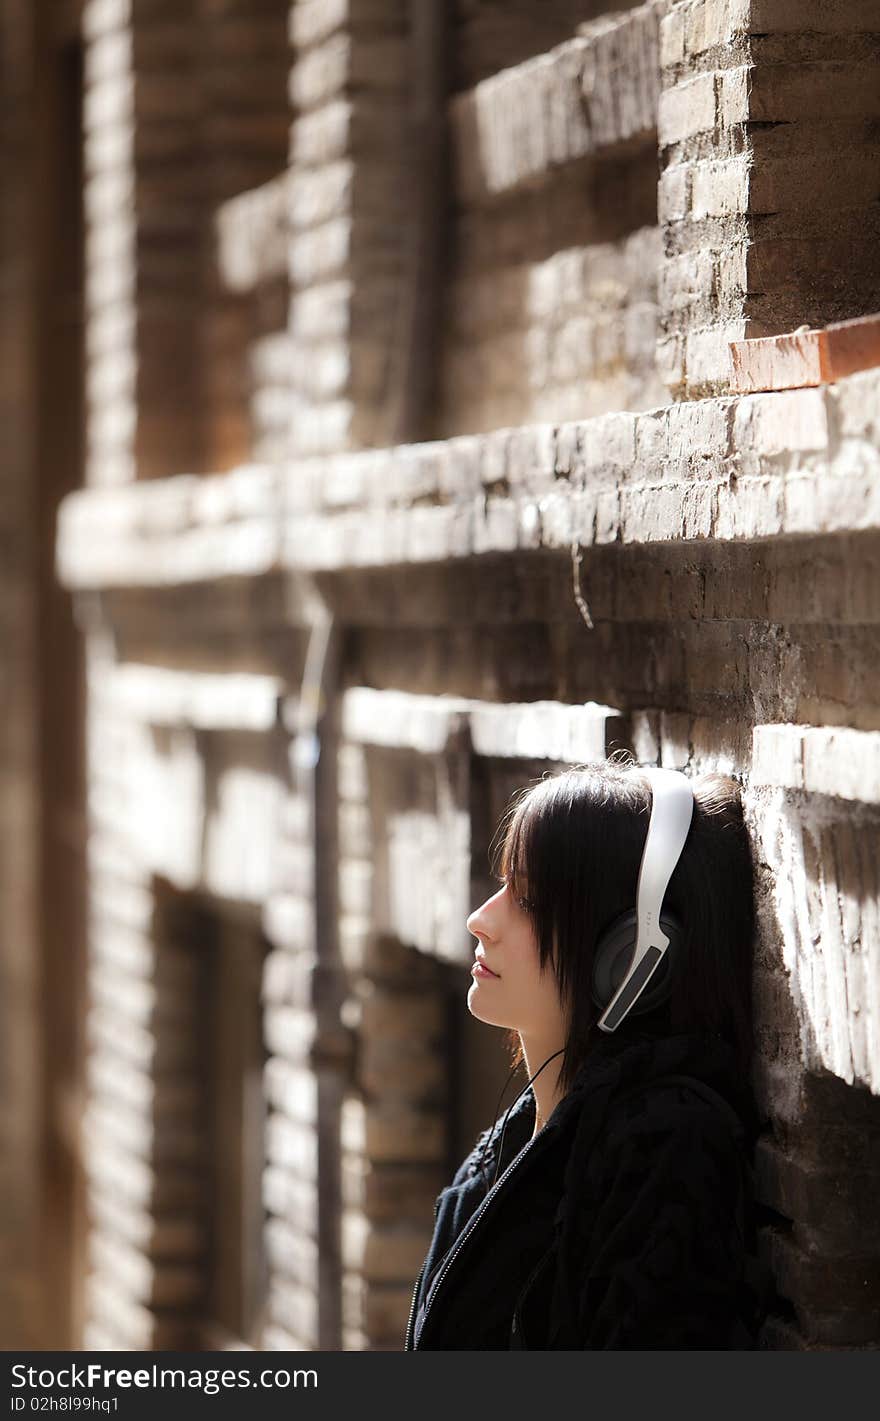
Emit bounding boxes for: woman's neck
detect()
[520,1037,566,1140]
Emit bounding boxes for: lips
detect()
[472,959,500,978]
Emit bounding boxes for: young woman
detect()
[404,756,766,1350]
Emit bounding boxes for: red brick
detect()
[729,312,880,393]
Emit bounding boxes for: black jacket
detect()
[404,1030,766,1350]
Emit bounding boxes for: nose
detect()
[466,907,485,939]
[466,884,504,938]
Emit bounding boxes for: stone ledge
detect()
[343,696,880,802]
[752,725,880,804]
[340,687,623,761]
[56,368,880,590]
[105,665,284,732]
[450,0,663,205]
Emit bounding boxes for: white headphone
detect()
[593,767,694,1033]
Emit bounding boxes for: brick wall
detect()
[451,0,643,90]
[658,0,880,398]
[58,367,880,1346]
[335,737,451,1350]
[196,0,290,473]
[82,0,289,484]
[287,0,411,455]
[436,8,667,436]
[76,653,308,1348]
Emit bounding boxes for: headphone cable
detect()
[479,1047,566,1192]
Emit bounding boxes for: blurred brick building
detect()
[2,0,880,1351]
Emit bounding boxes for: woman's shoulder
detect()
[603,1072,749,1145]
[578,1071,753,1219]
[568,1030,756,1155]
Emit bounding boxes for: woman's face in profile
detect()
[465,878,566,1042]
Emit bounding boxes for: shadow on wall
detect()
[754,1071,880,1349]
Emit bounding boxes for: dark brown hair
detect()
[490,753,756,1096]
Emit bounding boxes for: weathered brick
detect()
[289,34,350,111]
[686,322,747,390]
[716,244,748,302]
[291,0,406,51]
[659,6,686,69]
[655,331,685,390]
[685,0,750,53]
[289,217,353,285]
[733,387,828,456]
[801,728,880,804]
[265,1216,319,1288]
[290,99,352,168]
[263,1166,317,1236]
[730,313,880,395]
[289,161,353,231]
[266,1110,319,1178]
[451,6,662,203]
[268,1278,318,1347]
[83,0,130,42]
[582,411,638,479]
[716,64,750,125]
[659,249,715,312]
[666,395,731,463]
[657,71,716,146]
[751,724,805,790]
[658,161,690,222]
[690,155,749,219]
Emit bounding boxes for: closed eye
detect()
[494,872,534,915]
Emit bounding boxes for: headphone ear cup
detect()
[592,908,683,1018]
[591,910,638,1010]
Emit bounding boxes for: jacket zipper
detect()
[403,1193,441,1351]
[404,1129,545,1350]
[403,1254,430,1352]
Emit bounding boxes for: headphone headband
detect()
[596,767,694,1033]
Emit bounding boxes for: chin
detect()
[466,984,507,1028]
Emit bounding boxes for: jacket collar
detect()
[472,1028,756,1181]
